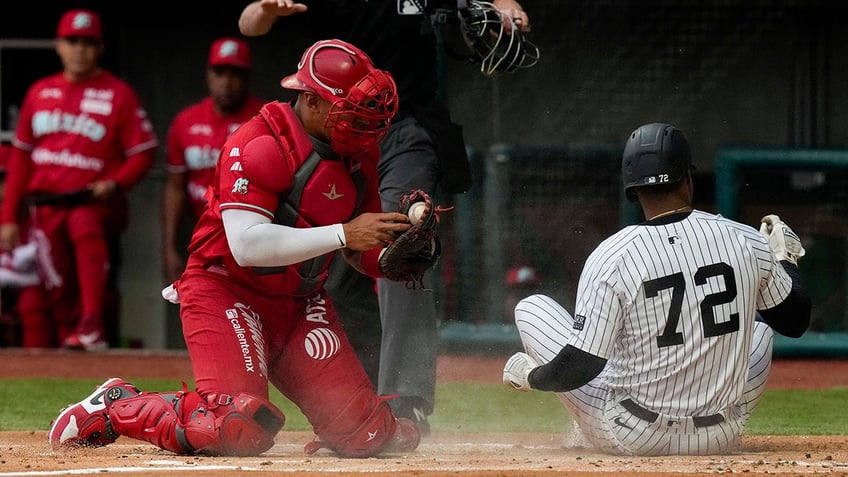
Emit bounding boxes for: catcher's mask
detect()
[457,0,540,76]
[281,39,398,156]
[622,123,693,202]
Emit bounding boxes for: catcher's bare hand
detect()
[342,212,410,251]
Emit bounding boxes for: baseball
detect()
[408,202,427,225]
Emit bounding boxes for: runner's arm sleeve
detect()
[527,345,607,392]
[222,208,346,267]
[757,261,812,338]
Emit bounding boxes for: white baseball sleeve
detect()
[222,208,346,267]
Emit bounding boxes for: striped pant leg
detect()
[739,320,774,423]
[513,294,574,363]
[513,294,617,451]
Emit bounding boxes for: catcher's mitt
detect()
[378,189,451,288]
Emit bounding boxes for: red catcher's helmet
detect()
[281,39,398,156]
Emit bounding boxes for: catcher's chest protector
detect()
[252,109,365,295]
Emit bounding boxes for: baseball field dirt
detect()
[1,349,847,476]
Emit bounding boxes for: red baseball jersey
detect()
[166,96,264,218]
[187,101,383,297]
[11,70,157,193]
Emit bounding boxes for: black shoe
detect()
[394,397,431,437]
[410,407,431,437]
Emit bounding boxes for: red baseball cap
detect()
[208,37,252,70]
[56,9,102,40]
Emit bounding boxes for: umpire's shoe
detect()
[384,417,421,453]
[47,377,138,450]
[394,397,431,437]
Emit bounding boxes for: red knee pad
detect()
[307,387,397,458]
[183,392,285,456]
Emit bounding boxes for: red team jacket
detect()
[186,101,385,297]
[166,96,265,219]
[0,70,157,224]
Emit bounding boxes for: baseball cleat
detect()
[62,330,108,352]
[47,377,137,450]
[384,417,421,453]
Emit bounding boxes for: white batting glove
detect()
[503,352,538,392]
[759,214,806,265]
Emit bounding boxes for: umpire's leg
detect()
[325,255,381,387]
[375,116,440,432]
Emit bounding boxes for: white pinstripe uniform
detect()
[514,209,794,455]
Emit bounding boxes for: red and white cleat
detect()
[47,378,138,450]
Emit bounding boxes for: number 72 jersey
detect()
[569,209,793,416]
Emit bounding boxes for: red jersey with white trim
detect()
[187,101,383,297]
[166,96,264,218]
[11,70,157,193]
[569,210,793,417]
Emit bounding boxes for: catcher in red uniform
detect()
[47,39,422,458]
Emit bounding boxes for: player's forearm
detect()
[161,182,187,251]
[528,345,606,392]
[239,1,278,36]
[222,209,346,267]
[758,261,812,338]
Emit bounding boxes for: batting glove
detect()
[503,352,538,392]
[759,214,806,265]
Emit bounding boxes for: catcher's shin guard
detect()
[304,386,417,457]
[106,388,191,454]
[107,388,285,456]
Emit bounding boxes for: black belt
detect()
[620,399,725,428]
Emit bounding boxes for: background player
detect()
[0,9,157,350]
[48,39,420,457]
[238,0,532,435]
[502,122,812,455]
[162,37,264,284]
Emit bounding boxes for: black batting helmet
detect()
[622,122,692,202]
